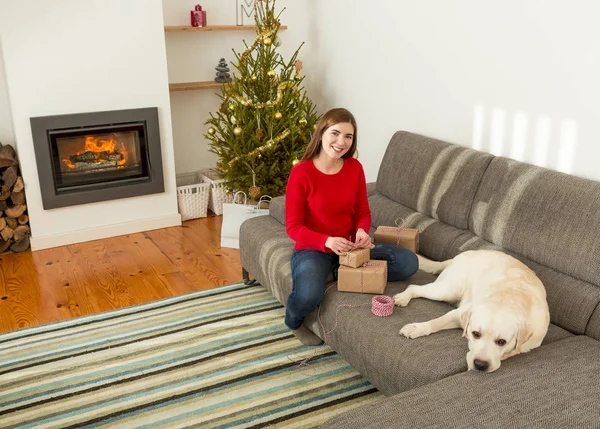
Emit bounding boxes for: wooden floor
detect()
[0,214,243,335]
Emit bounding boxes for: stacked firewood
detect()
[0,142,30,253]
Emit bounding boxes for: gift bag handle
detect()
[257,195,272,209]
[233,191,248,205]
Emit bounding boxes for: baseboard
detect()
[30,213,182,251]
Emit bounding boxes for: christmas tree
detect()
[205,0,319,199]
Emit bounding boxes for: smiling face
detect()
[463,304,520,373]
[318,122,355,162]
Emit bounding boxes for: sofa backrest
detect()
[376,131,493,230]
[470,156,600,337]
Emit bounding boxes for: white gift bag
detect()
[220,192,271,249]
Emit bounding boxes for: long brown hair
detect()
[301,108,358,161]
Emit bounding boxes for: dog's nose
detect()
[474,359,489,371]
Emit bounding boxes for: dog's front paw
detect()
[393,291,411,307]
[400,322,430,339]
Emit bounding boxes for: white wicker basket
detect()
[199,168,231,216]
[176,171,210,221]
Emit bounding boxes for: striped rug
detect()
[0,282,382,428]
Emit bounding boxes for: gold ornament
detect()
[256,128,264,138]
[299,118,308,126]
[263,37,272,46]
[292,159,300,166]
[233,127,242,136]
[249,185,261,199]
[274,112,283,120]
[294,73,302,81]
[228,103,235,111]
[207,127,216,135]
[314,124,318,130]
[267,69,276,78]
[251,74,258,81]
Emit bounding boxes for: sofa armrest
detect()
[269,195,286,225]
[367,182,378,197]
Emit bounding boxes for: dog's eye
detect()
[472,331,481,339]
[495,339,507,346]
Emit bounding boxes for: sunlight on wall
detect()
[557,119,577,174]
[509,111,527,162]
[533,116,551,167]
[470,105,578,174]
[472,105,485,151]
[489,108,506,156]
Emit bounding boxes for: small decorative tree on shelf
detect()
[205,0,319,199]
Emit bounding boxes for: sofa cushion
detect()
[268,195,286,226]
[376,131,493,230]
[319,336,600,429]
[370,192,479,261]
[586,308,600,341]
[443,231,600,336]
[470,156,600,288]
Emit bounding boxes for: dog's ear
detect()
[515,324,533,353]
[460,309,472,338]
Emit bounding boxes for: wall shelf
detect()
[169,81,230,91]
[164,25,287,32]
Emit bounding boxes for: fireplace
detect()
[30,108,164,209]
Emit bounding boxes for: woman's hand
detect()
[325,236,356,255]
[354,228,373,249]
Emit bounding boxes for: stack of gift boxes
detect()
[337,226,419,294]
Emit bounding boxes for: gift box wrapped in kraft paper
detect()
[338,260,388,294]
[339,248,370,268]
[374,226,419,253]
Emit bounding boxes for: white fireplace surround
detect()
[0,0,181,250]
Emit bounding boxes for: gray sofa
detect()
[239,131,600,427]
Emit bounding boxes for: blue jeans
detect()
[284,243,419,329]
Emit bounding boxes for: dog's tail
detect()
[417,254,451,275]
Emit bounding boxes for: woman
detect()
[285,108,419,345]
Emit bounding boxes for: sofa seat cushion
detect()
[306,272,572,396]
[319,336,600,429]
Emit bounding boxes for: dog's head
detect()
[461,303,531,373]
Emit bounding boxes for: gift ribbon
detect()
[342,253,351,266]
[359,260,388,293]
[379,226,410,247]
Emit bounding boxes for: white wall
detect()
[309,0,600,182]
[0,42,15,149]
[0,0,181,250]
[162,0,315,175]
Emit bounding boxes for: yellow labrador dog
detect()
[393,250,550,373]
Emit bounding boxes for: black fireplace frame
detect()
[30,107,165,209]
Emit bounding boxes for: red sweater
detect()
[285,158,372,251]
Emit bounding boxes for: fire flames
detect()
[62,134,129,169]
